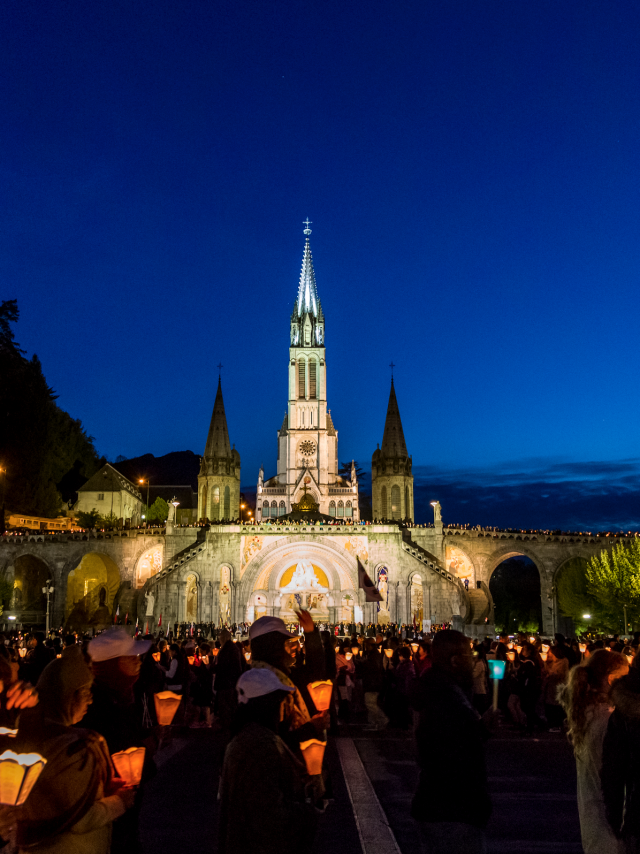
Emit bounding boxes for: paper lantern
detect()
[351,646,359,656]
[410,643,419,654]
[153,691,182,725]
[540,651,548,662]
[112,747,145,786]
[244,652,251,661]
[18,648,27,659]
[201,655,209,665]
[384,649,393,658]
[579,643,587,654]
[307,680,333,711]
[541,643,550,653]
[212,648,219,657]
[299,739,326,775]
[0,750,47,805]
[515,645,522,654]
[187,656,195,665]
[152,652,160,662]
[345,652,353,661]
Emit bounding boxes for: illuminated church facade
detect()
[133,225,470,632]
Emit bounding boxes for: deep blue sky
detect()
[3,1,640,529]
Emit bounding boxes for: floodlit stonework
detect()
[0,227,633,635]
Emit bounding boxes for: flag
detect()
[357,559,382,602]
[124,612,129,626]
[135,618,139,637]
[144,621,149,635]
[158,614,162,627]
[114,605,120,625]
[190,622,194,637]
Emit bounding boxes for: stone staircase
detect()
[466,584,493,625]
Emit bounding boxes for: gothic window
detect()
[263,500,269,518]
[309,361,317,399]
[338,500,344,517]
[381,486,387,518]
[212,486,220,521]
[298,358,306,399]
[279,500,286,516]
[224,486,230,520]
[329,500,336,517]
[391,485,401,520]
[405,486,410,519]
[310,409,313,426]
[345,500,352,517]
[271,501,278,517]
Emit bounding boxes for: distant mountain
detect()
[112,451,200,491]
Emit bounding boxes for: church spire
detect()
[380,378,408,457]
[290,220,324,347]
[204,377,232,458]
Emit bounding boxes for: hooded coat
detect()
[602,666,640,844]
[15,647,126,854]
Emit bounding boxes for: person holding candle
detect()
[559,649,628,854]
[12,646,135,853]
[219,668,317,854]
[411,630,496,853]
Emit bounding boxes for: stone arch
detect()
[487,550,543,634]
[65,552,121,629]
[134,544,164,589]
[238,536,359,620]
[13,553,53,620]
[211,485,220,520]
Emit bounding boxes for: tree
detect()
[587,540,640,631]
[77,508,101,529]
[146,497,169,523]
[0,300,103,517]
[100,511,120,530]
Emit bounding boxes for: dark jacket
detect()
[411,666,491,828]
[219,721,316,854]
[602,666,640,840]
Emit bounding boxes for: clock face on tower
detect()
[299,440,316,457]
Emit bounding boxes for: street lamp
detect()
[171,498,180,524]
[583,614,591,620]
[240,502,245,523]
[42,583,55,634]
[139,478,150,526]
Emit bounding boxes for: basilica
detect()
[139,226,465,631]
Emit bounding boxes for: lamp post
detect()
[171,498,180,525]
[42,583,54,634]
[139,478,150,526]
[240,502,245,524]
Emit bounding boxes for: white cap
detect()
[236,669,295,704]
[249,616,296,641]
[88,628,152,662]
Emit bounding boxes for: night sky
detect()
[3,1,640,529]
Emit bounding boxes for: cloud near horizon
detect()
[412,458,640,532]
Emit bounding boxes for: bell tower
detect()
[371,379,413,521]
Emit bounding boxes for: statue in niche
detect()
[145,591,155,616]
[90,587,110,627]
[280,560,323,593]
[432,501,442,523]
[186,577,198,621]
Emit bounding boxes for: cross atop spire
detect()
[217,362,223,376]
[389,361,395,380]
[290,225,325,347]
[303,218,312,235]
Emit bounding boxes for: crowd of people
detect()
[0,620,638,853]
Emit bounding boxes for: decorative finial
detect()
[389,361,395,380]
[303,218,312,236]
[217,362,223,377]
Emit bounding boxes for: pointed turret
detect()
[198,378,240,521]
[204,378,231,458]
[380,380,408,458]
[371,378,413,522]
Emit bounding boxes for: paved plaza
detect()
[140,723,582,854]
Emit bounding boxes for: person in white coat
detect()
[559,649,629,854]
